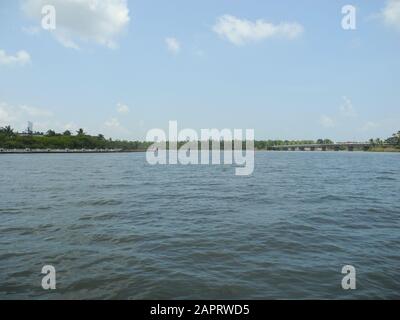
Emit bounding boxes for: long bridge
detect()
[270,142,380,151]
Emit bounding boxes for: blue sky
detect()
[0,0,399,141]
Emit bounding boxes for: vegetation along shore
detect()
[0,126,399,153]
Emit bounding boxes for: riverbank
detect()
[1,147,399,154]
[263,147,400,153]
[0,148,146,154]
[368,146,400,152]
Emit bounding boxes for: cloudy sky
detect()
[0,0,399,141]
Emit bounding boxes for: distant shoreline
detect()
[1,148,399,154]
[2,127,399,154]
[0,149,146,154]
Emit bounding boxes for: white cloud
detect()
[0,104,14,123]
[0,49,31,66]
[382,0,400,30]
[0,101,52,130]
[20,105,53,117]
[63,122,79,132]
[165,37,181,54]
[212,15,304,45]
[105,117,121,128]
[22,25,41,35]
[0,101,134,137]
[319,115,335,128]
[104,117,131,137]
[339,96,357,117]
[116,103,129,114]
[21,0,130,49]
[361,121,380,131]
[318,96,357,128]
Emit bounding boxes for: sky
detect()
[0,0,399,141]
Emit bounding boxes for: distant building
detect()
[18,122,43,137]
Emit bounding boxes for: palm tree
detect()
[0,125,15,136]
[391,133,399,145]
[76,128,85,136]
[385,131,400,145]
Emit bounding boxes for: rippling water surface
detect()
[0,152,399,299]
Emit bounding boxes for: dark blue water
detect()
[0,152,399,299]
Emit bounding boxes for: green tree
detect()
[46,130,56,137]
[77,128,85,136]
[0,125,15,137]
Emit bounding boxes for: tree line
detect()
[369,131,400,146]
[0,126,151,150]
[1,126,399,150]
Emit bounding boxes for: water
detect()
[0,152,399,299]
